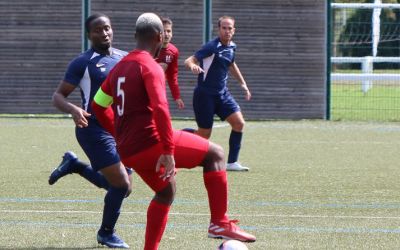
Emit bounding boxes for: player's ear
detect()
[158,32,163,42]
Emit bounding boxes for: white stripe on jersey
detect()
[202,54,215,82]
[80,67,91,111]
[79,52,101,111]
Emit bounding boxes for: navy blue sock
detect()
[228,130,242,164]
[182,128,196,133]
[73,161,109,190]
[99,187,128,234]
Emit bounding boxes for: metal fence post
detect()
[82,0,91,52]
[326,0,332,120]
[203,0,212,43]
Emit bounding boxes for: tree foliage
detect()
[335,0,400,68]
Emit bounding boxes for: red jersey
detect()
[99,50,174,158]
[156,43,181,100]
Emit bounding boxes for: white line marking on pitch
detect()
[213,123,230,128]
[2,209,400,220]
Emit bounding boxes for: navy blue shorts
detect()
[75,119,120,171]
[193,87,240,129]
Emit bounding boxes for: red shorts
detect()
[122,130,209,192]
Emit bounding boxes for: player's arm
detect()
[92,81,116,137]
[143,66,175,155]
[53,58,92,128]
[229,62,251,101]
[184,56,204,75]
[159,62,168,71]
[52,81,79,114]
[185,42,215,75]
[166,51,184,109]
[144,65,176,180]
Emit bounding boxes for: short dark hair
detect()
[85,13,110,33]
[161,17,173,26]
[218,15,235,27]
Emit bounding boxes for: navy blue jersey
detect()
[194,37,236,94]
[64,48,127,114]
[63,48,126,170]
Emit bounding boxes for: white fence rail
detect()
[332,3,400,9]
[331,56,400,93]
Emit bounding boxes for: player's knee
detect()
[109,177,130,189]
[154,182,176,205]
[107,172,131,189]
[232,119,245,131]
[202,143,226,172]
[197,128,212,139]
[214,144,225,162]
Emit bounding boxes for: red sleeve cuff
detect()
[163,145,175,155]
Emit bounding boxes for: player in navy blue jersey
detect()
[50,13,130,248]
[184,16,251,171]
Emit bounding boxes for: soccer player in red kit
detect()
[92,13,256,250]
[156,17,184,109]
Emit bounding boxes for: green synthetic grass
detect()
[331,84,400,121]
[1,118,400,249]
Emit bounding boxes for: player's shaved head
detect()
[134,13,164,58]
[135,13,163,41]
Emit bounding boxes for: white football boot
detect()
[226,162,249,171]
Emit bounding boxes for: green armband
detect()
[94,88,113,108]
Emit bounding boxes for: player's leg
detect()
[218,91,249,171]
[196,127,212,138]
[123,148,176,250]
[76,125,130,248]
[48,151,110,188]
[172,131,256,242]
[201,142,255,242]
[144,181,175,250]
[97,162,131,248]
[49,125,110,188]
[183,88,214,138]
[225,111,248,171]
[200,142,229,223]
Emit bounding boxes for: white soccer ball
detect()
[218,240,249,250]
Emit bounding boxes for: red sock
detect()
[144,200,170,250]
[203,170,229,224]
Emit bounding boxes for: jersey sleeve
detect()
[194,42,214,61]
[165,49,180,100]
[142,63,175,155]
[63,56,87,86]
[232,46,236,63]
[92,75,115,136]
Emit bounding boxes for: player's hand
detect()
[71,106,91,128]
[175,99,185,109]
[156,154,176,181]
[244,89,251,101]
[159,62,168,72]
[125,170,133,198]
[190,65,204,75]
